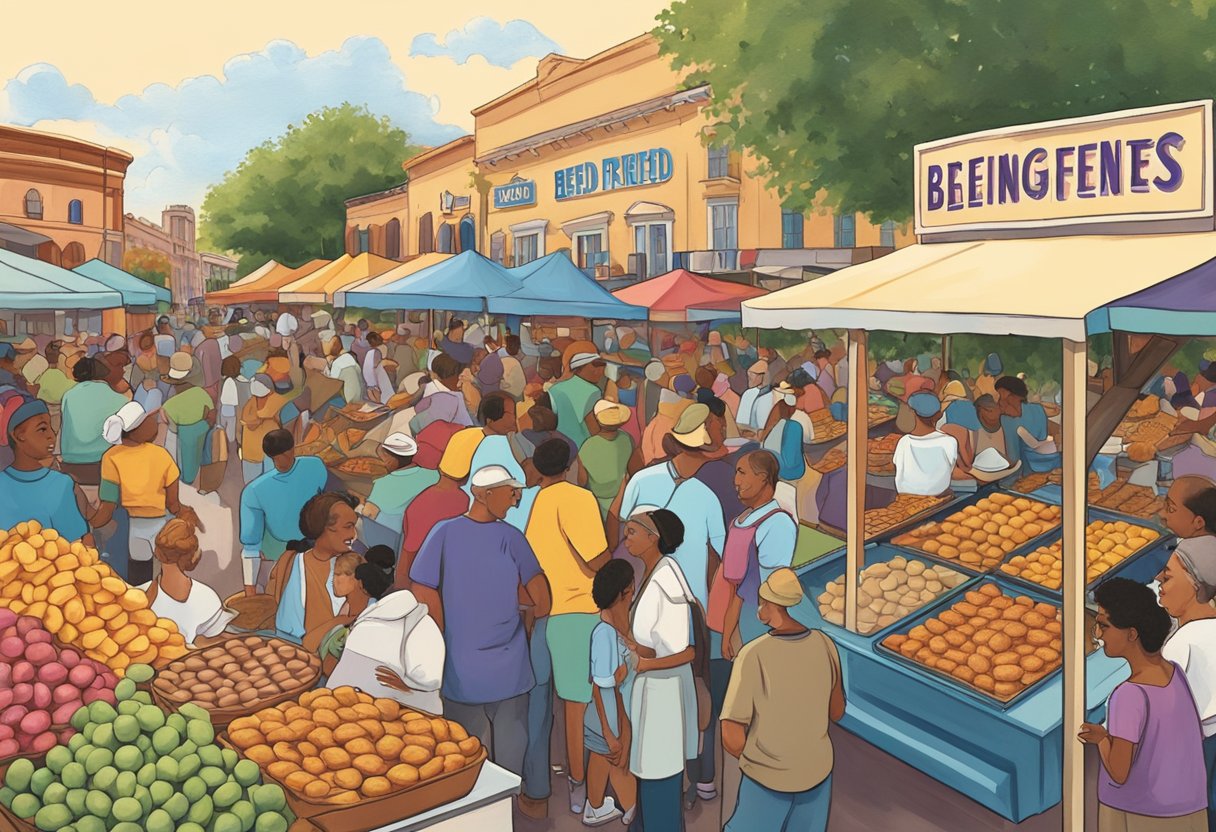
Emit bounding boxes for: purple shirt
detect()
[1100,664,1208,817]
[410,515,542,705]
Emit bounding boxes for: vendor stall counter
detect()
[366,764,520,832]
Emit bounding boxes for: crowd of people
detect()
[2,309,1216,832]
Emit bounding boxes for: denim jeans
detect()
[725,773,832,832]
[628,773,685,832]
[523,616,553,800]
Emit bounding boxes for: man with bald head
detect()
[1165,475,1216,540]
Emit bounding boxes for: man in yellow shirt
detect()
[525,437,611,815]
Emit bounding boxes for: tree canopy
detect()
[200,104,420,275]
[655,0,1216,223]
[121,247,169,289]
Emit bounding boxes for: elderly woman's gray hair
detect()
[1175,536,1216,603]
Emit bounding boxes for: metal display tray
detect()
[806,542,982,638]
[873,575,1093,711]
[817,491,967,543]
[885,489,1063,576]
[994,508,1171,598]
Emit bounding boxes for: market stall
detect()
[743,100,1216,826]
[0,522,521,832]
[72,259,171,336]
[206,259,330,308]
[0,249,124,338]
[278,252,399,308]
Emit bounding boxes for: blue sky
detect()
[0,7,667,219]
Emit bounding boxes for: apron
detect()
[707,508,787,641]
[274,551,340,641]
[628,562,700,780]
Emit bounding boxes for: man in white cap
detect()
[721,568,843,832]
[360,432,440,545]
[549,348,607,450]
[409,463,551,807]
[737,360,773,438]
[91,399,200,584]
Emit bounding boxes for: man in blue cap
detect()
[893,392,959,496]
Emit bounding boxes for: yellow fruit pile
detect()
[0,521,188,675]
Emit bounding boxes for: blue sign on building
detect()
[493,179,537,209]
[555,148,674,201]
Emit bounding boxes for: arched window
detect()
[24,189,43,220]
[459,216,476,253]
[418,212,434,254]
[68,199,83,225]
[437,223,454,254]
[385,218,401,259]
[62,242,86,269]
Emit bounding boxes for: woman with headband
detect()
[620,506,699,831]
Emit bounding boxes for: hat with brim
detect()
[672,402,711,448]
[593,399,630,427]
[758,568,804,607]
[470,464,525,489]
[163,352,192,382]
[967,457,1021,484]
[381,432,418,458]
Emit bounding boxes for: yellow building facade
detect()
[399,34,911,278]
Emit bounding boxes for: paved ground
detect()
[515,727,1098,831]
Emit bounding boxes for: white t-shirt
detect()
[275,313,299,337]
[140,580,234,646]
[893,431,959,496]
[1163,618,1216,737]
[220,378,239,408]
[631,557,693,658]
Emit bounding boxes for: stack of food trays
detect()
[889,492,1062,574]
[997,512,1167,594]
[876,579,1096,708]
[816,552,969,634]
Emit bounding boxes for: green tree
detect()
[200,104,420,275]
[655,0,1216,223]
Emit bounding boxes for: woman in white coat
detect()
[326,546,446,714]
[621,506,699,832]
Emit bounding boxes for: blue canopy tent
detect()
[341,250,521,313]
[73,259,171,307]
[502,254,648,319]
[0,249,123,310]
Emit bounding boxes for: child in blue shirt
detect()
[583,559,639,827]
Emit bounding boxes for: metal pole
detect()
[845,328,869,632]
[1061,337,1087,832]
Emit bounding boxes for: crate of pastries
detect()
[890,492,1062,573]
[877,580,1095,708]
[998,514,1165,593]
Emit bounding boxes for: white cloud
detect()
[2,37,464,216]
[410,17,561,68]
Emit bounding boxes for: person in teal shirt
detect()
[59,357,129,484]
[162,353,215,486]
[239,429,329,594]
[362,432,440,547]
[0,394,90,543]
[549,350,607,451]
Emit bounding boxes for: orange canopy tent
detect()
[206,259,329,305]
[612,268,767,322]
[277,253,399,305]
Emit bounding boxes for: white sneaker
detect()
[621,804,637,826]
[569,777,587,814]
[582,797,623,827]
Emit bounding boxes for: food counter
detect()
[363,764,519,832]
[796,486,1173,822]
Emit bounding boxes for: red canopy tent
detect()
[612,269,767,322]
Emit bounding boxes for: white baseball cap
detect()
[469,464,524,489]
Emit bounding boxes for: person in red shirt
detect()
[396,422,479,588]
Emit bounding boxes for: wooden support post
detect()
[1062,337,1087,832]
[941,334,951,373]
[845,329,869,632]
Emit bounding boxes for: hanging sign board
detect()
[915,100,1214,237]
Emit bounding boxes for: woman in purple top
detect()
[1080,578,1208,832]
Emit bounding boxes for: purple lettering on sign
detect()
[1076,143,1097,199]
[997,154,1019,204]
[1023,148,1049,200]
[927,165,945,211]
[947,161,963,211]
[1128,138,1155,193]
[1054,146,1075,202]
[967,157,984,207]
[1099,141,1122,197]
[1155,131,1185,193]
